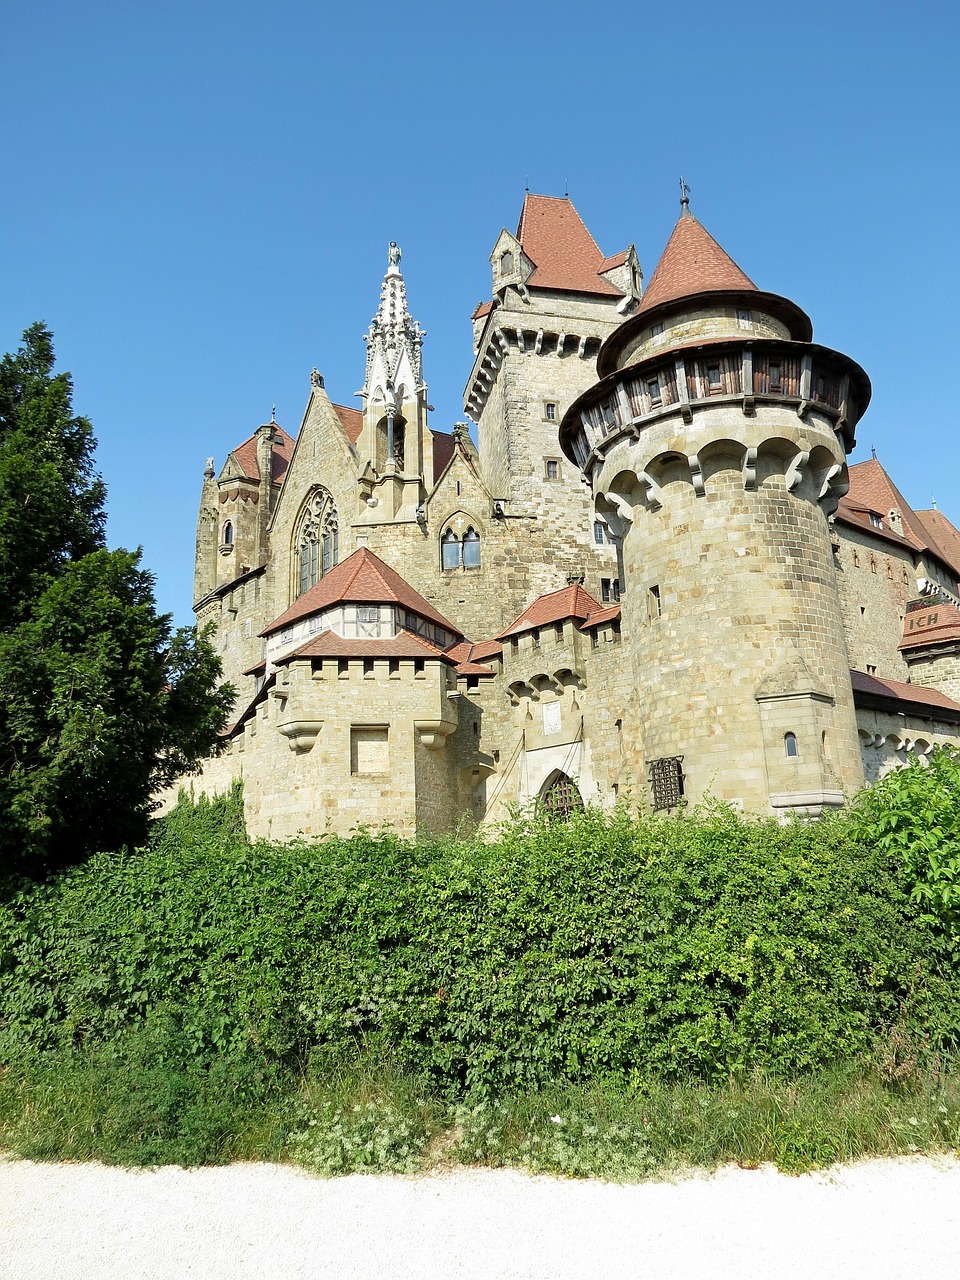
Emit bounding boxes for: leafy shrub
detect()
[853,747,960,957]
[4,793,957,1100]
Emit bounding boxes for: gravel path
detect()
[2,1155,960,1279]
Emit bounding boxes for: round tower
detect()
[560,195,872,816]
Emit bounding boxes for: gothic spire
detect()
[361,243,426,398]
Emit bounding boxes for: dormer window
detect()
[869,513,883,529]
[500,250,514,276]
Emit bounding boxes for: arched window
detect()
[294,490,338,597]
[222,521,233,546]
[540,772,584,819]
[441,526,482,571]
[462,528,481,568]
[322,510,338,576]
[500,250,514,276]
[441,529,460,571]
[784,732,799,758]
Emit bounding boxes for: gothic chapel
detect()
[180,194,960,838]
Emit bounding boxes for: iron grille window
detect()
[650,756,684,811]
[540,773,584,820]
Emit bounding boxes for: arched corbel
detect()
[742,446,758,491]
[785,449,810,492]
[635,472,664,513]
[817,462,846,515]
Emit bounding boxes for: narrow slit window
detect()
[784,732,799,758]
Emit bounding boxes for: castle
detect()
[179,193,960,838]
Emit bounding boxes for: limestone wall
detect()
[834,524,916,681]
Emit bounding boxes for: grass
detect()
[3,1046,959,1178]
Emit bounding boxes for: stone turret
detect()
[560,197,872,815]
[462,195,634,616]
[355,243,432,523]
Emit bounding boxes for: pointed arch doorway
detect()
[538,771,584,819]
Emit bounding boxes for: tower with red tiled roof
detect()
[194,412,295,604]
[463,194,638,619]
[560,192,873,816]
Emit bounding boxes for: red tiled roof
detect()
[446,639,501,676]
[599,250,629,272]
[915,508,960,581]
[229,426,295,485]
[242,658,267,677]
[899,599,960,651]
[580,604,622,630]
[332,403,362,445]
[839,459,951,562]
[496,583,602,640]
[516,195,620,297]
[470,639,503,661]
[261,548,461,638]
[274,630,457,666]
[638,213,757,315]
[472,300,495,320]
[433,431,456,478]
[850,668,960,717]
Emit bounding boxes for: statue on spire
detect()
[388,241,402,268]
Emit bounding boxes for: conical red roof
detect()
[638,213,757,315]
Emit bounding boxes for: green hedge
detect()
[2,788,957,1095]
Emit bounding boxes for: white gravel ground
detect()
[2,1155,959,1279]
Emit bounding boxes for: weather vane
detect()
[680,176,691,211]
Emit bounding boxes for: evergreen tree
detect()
[0,324,233,871]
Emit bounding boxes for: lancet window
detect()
[295,489,338,598]
[440,525,481,571]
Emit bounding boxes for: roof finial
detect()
[271,404,276,423]
[564,178,569,197]
[932,495,938,510]
[871,444,877,460]
[388,241,401,268]
[525,175,529,193]
[679,176,691,215]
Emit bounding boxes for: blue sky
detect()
[2,0,958,625]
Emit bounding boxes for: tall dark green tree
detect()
[0,324,233,871]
